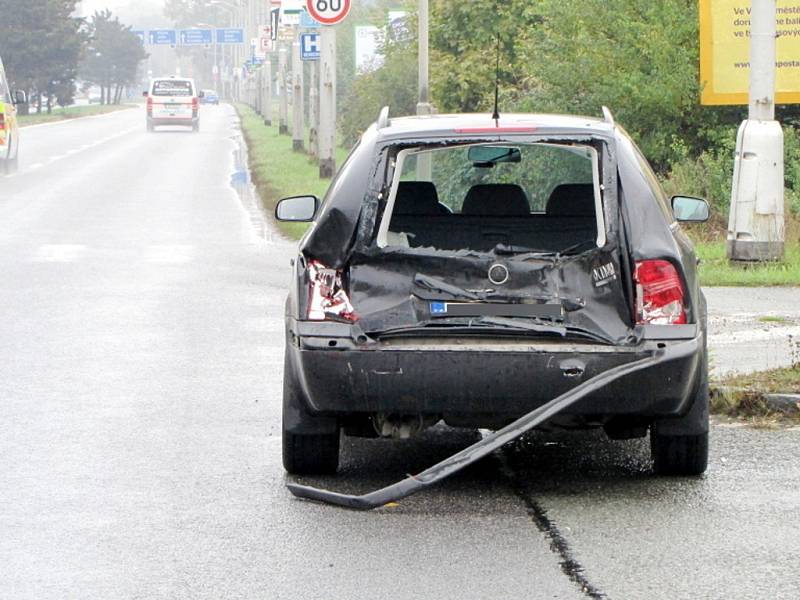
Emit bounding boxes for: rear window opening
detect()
[152,80,194,96]
[376,142,606,255]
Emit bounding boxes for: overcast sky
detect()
[78,0,166,27]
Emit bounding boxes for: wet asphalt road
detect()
[1,106,799,599]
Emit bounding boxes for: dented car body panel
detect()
[282,112,709,447]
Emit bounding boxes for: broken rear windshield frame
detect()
[375,141,607,251]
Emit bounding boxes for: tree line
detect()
[0,0,146,112]
[339,0,800,220]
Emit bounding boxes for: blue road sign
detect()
[148,30,177,45]
[300,10,321,28]
[300,33,321,60]
[132,30,145,44]
[216,28,244,44]
[180,29,213,45]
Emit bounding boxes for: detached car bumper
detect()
[287,320,703,426]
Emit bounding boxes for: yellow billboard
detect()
[700,0,800,104]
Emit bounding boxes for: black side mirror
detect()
[275,195,319,222]
[198,90,205,98]
[12,89,27,105]
[671,196,710,222]
[142,91,149,97]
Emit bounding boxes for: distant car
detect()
[0,55,26,174]
[201,89,219,105]
[276,107,712,478]
[144,77,202,132]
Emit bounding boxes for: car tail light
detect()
[307,261,357,322]
[634,260,687,325]
[191,97,199,111]
[146,96,153,115]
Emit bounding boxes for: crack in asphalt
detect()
[498,455,608,600]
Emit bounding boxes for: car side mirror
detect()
[671,196,710,222]
[12,89,27,105]
[275,195,319,222]
[142,91,149,97]
[198,90,205,98]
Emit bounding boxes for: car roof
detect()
[374,112,615,142]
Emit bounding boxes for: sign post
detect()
[292,32,305,151]
[278,46,289,135]
[306,0,349,177]
[701,0,786,261]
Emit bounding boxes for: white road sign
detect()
[305,0,350,26]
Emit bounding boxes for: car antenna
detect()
[492,33,501,122]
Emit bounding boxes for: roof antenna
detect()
[492,34,501,121]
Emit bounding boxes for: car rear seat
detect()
[389,181,599,252]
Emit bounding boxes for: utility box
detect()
[727,119,785,261]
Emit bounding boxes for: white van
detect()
[144,77,203,132]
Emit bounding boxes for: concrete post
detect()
[727,0,784,261]
[292,34,305,151]
[278,46,289,135]
[318,26,336,178]
[264,53,272,126]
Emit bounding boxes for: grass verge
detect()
[235,103,348,239]
[711,365,800,427]
[695,241,800,286]
[18,104,134,127]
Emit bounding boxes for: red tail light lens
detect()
[146,97,153,115]
[192,97,199,110]
[307,261,357,322]
[634,260,687,325]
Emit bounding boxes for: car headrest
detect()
[546,183,596,217]
[394,181,446,215]
[461,184,530,216]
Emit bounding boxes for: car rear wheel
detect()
[146,121,154,132]
[651,431,708,475]
[651,355,709,476]
[282,351,340,475]
[192,122,199,133]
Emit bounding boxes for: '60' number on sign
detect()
[306,0,351,25]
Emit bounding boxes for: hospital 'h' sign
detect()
[300,33,321,60]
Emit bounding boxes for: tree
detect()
[0,0,86,112]
[81,10,148,104]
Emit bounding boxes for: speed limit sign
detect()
[306,0,351,25]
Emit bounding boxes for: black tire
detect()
[283,429,340,475]
[651,431,708,476]
[192,122,199,133]
[146,121,154,132]
[282,352,340,475]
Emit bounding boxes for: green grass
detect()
[18,104,134,127]
[716,365,800,395]
[711,365,800,426]
[695,241,800,286]
[236,103,348,239]
[758,315,789,323]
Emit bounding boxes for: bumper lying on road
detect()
[287,321,703,426]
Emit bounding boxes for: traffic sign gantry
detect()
[148,30,177,45]
[216,28,244,44]
[305,0,351,25]
[180,29,213,46]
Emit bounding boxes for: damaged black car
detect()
[276,108,711,486]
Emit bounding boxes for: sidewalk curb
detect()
[19,105,139,130]
[711,386,800,416]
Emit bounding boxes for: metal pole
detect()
[292,31,305,151]
[278,45,289,134]
[416,0,432,180]
[318,26,336,178]
[727,0,784,261]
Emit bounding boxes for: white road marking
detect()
[28,163,44,171]
[31,244,87,263]
[144,245,194,264]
